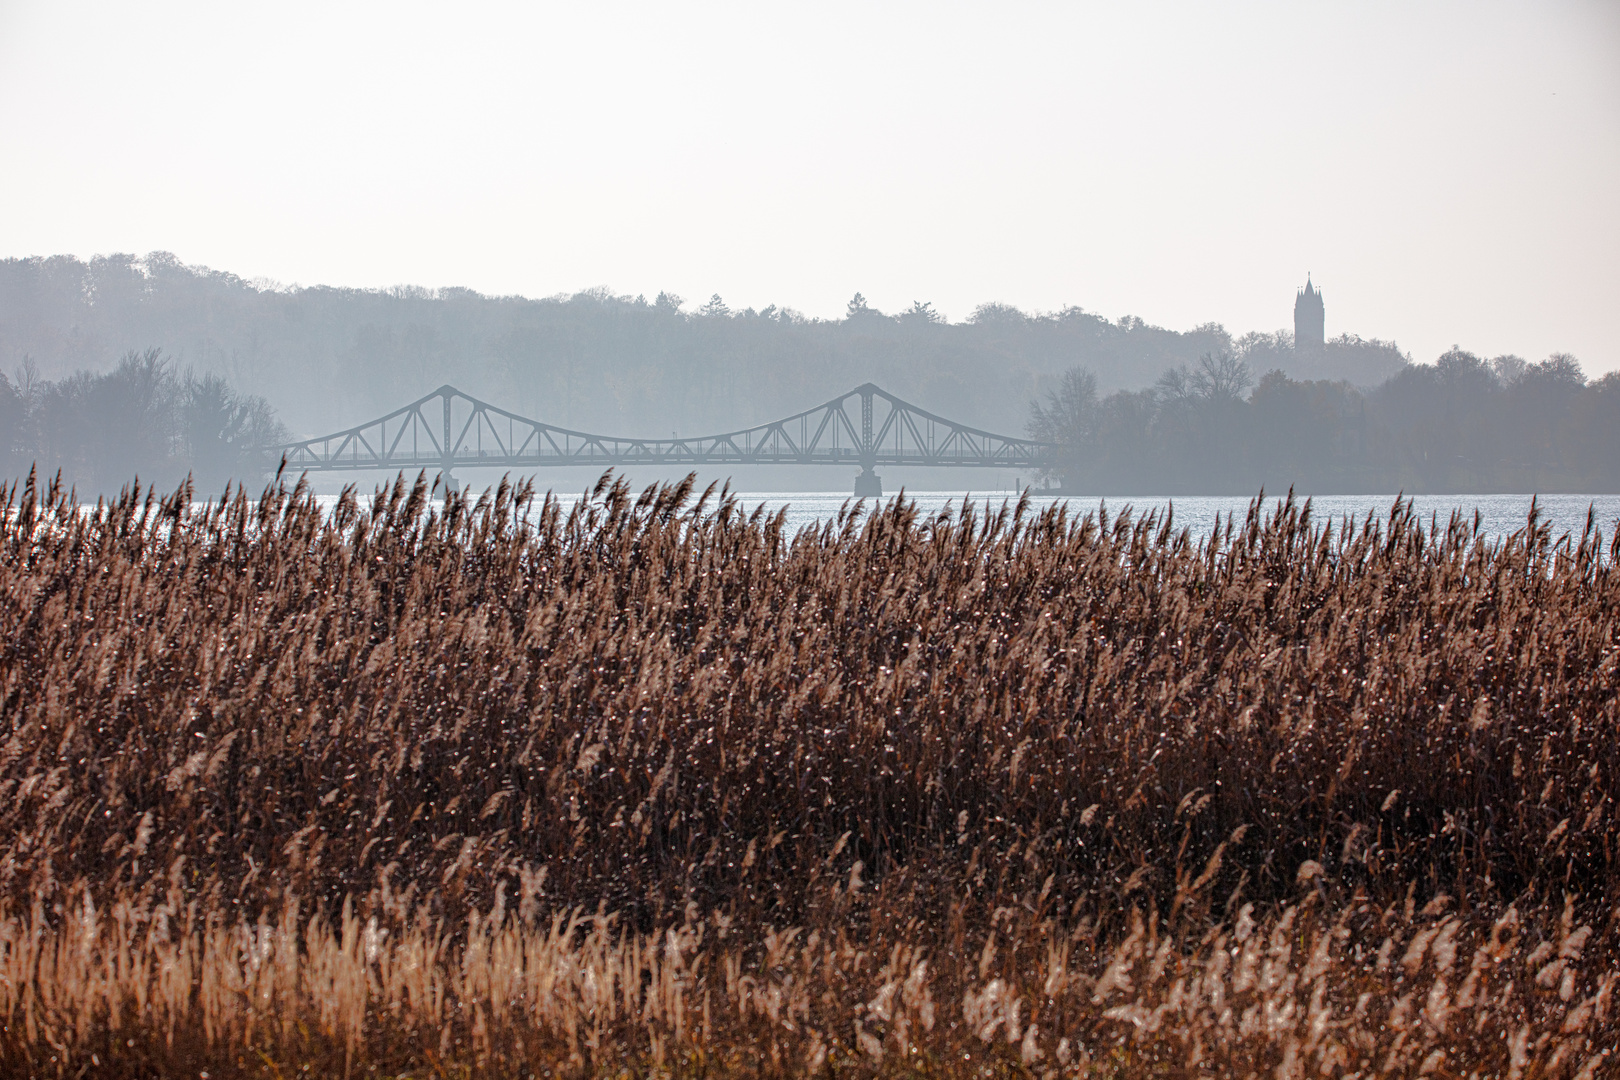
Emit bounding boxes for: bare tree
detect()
[1027,367,1099,482]
[1190,351,1254,402]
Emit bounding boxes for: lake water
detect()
[307,486,1620,548]
[724,491,1620,547]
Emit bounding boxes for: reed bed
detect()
[0,469,1614,1078]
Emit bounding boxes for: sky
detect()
[1,0,1616,373]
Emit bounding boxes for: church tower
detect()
[1294,276,1325,351]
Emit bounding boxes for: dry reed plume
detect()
[0,469,1615,1077]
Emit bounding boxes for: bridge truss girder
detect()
[274,383,1058,484]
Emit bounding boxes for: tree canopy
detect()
[1029,350,1619,494]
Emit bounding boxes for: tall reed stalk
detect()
[0,469,1614,1076]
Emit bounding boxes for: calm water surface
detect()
[389,487,1619,547]
[722,491,1620,546]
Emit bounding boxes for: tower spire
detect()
[1294,274,1324,351]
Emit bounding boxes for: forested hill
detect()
[0,252,1406,439]
[16,252,1608,497]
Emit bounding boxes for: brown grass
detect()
[0,468,1615,1077]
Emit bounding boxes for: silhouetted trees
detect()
[1032,348,1620,494]
[1026,367,1099,448]
[1,349,286,495]
[2,254,1610,495]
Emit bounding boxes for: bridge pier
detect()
[440,393,459,500]
[853,468,882,499]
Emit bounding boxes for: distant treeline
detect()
[1031,349,1620,494]
[2,253,1612,494]
[0,349,285,496]
[0,253,1405,439]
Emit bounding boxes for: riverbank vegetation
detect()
[0,471,1614,1076]
[1030,348,1619,494]
[0,348,285,495]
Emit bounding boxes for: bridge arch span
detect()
[272,383,1059,497]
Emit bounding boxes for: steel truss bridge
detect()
[273,383,1058,497]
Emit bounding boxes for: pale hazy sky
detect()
[2,1,1616,372]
